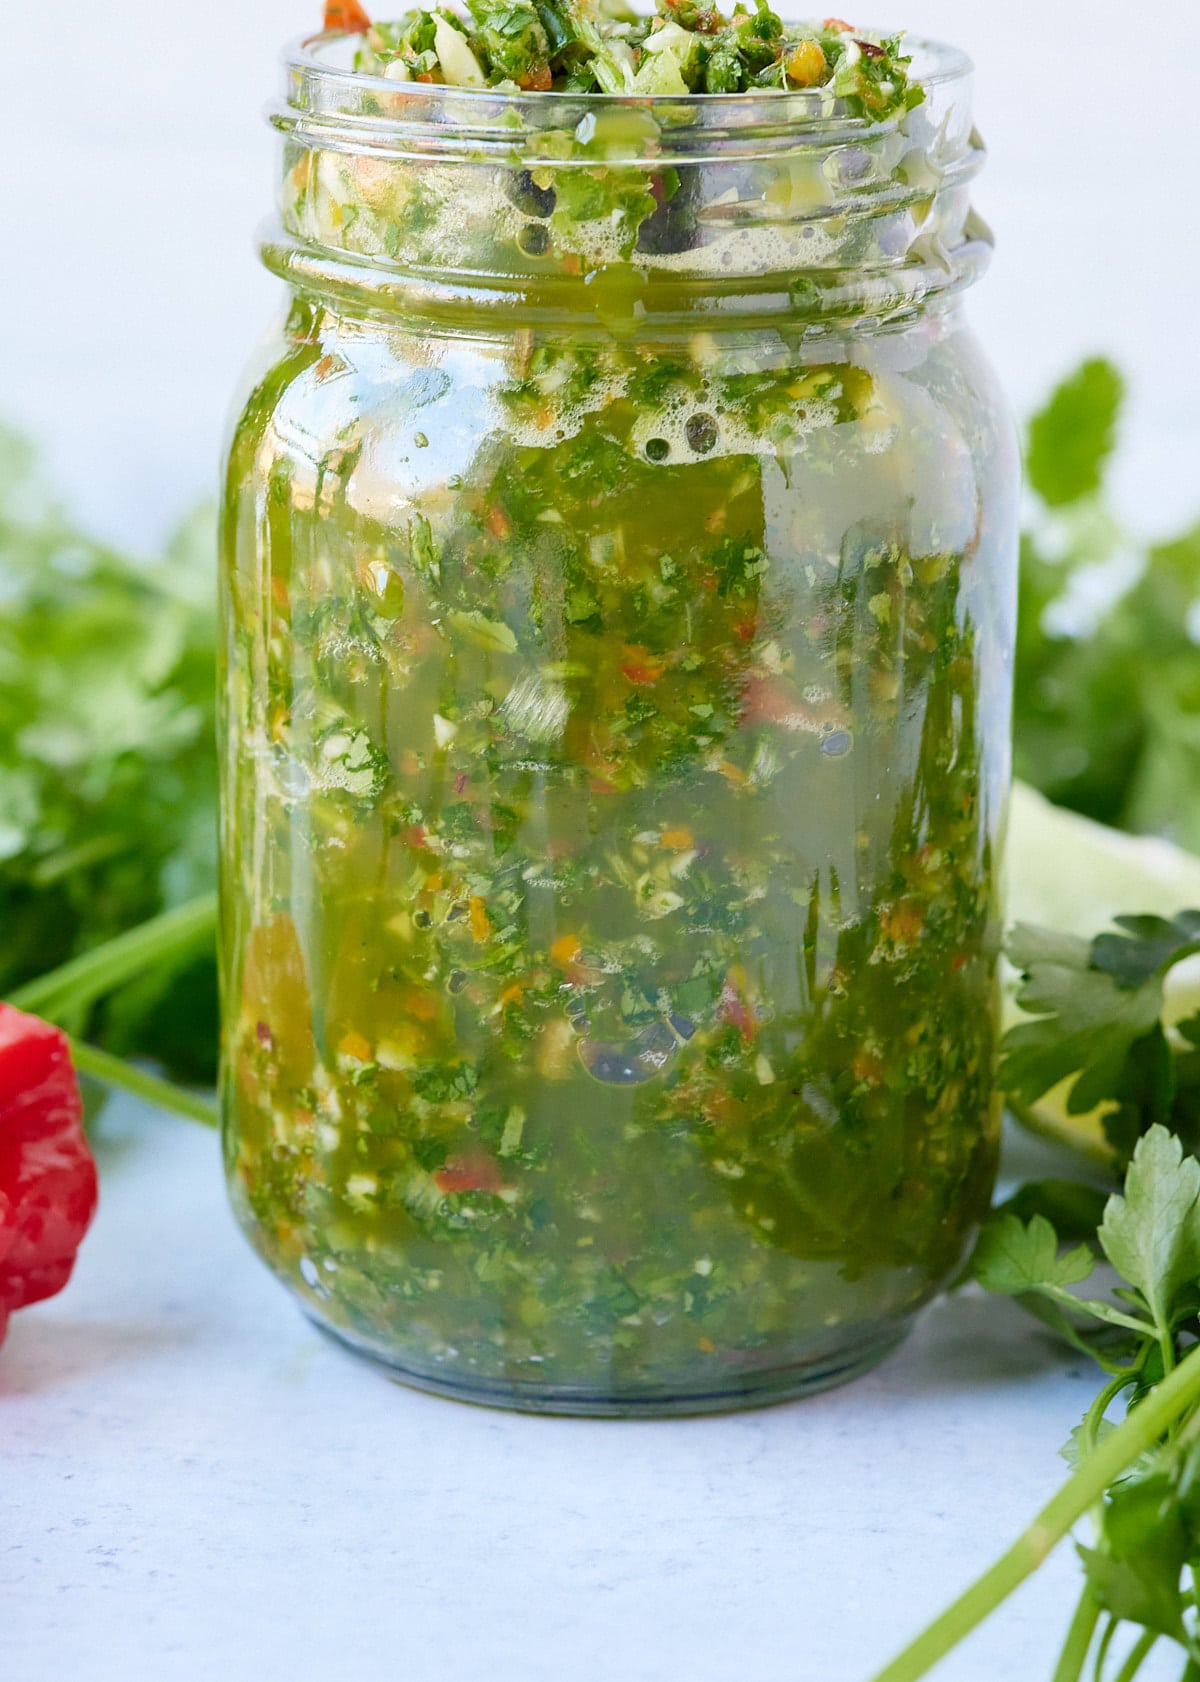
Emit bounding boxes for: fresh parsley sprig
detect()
[871,1126,1200,1682]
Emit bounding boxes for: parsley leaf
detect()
[1000,924,1167,1118]
[1026,356,1123,508]
[1078,1473,1190,1642]
[1091,912,1200,988]
[1000,914,1200,1165]
[1098,1127,1200,1336]
[972,1213,1094,1296]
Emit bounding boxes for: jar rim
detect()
[282,25,972,124]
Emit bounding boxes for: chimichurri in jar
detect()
[219,2,1019,1413]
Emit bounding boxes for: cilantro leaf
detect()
[972,1213,1094,1296]
[1026,357,1123,509]
[1097,1126,1200,1334]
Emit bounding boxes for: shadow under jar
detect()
[219,26,1019,1415]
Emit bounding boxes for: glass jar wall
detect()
[219,29,1019,1414]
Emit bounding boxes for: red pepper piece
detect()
[620,645,666,685]
[717,976,756,1044]
[434,1152,508,1195]
[324,1,372,33]
[0,1004,98,1347]
[854,38,886,58]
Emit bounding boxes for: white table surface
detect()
[0,1101,1176,1682]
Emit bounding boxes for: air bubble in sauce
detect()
[578,1020,679,1086]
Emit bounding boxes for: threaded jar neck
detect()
[265,28,988,329]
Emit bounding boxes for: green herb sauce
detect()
[219,18,1014,1409]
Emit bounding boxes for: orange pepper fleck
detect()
[498,982,525,1008]
[550,934,582,969]
[403,989,439,1022]
[485,505,512,540]
[469,897,491,942]
[660,826,694,851]
[271,576,290,612]
[880,901,925,944]
[338,1029,372,1062]
[853,1050,885,1086]
[697,1336,716,1354]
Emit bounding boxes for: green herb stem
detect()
[69,1040,219,1130]
[9,893,218,1020]
[1051,1585,1101,1682]
[867,1342,1200,1682]
[1082,1373,1137,1456]
[1111,1631,1158,1682]
[1094,1616,1120,1682]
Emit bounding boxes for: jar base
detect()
[306,1314,910,1417]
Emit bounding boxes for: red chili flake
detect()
[620,646,666,685]
[740,677,801,728]
[0,1004,98,1348]
[733,619,756,643]
[717,977,756,1045]
[855,38,886,57]
[256,1021,274,1048]
[403,823,429,849]
[434,1151,508,1196]
[416,71,434,82]
[453,772,468,795]
[324,0,372,32]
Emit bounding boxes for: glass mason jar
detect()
[219,27,1018,1415]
